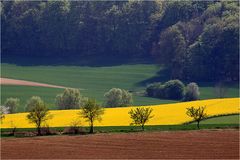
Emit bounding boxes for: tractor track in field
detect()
[0,77,66,89]
[1,129,239,159]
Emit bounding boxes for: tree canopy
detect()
[79,99,104,133]
[1,1,239,82]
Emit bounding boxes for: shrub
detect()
[104,88,133,107]
[41,126,59,135]
[25,96,44,112]
[184,82,200,101]
[146,80,185,100]
[63,127,86,135]
[154,85,165,98]
[164,80,185,100]
[0,106,9,121]
[214,82,228,98]
[63,118,86,135]
[146,82,163,97]
[146,83,158,97]
[14,132,35,137]
[4,98,20,113]
[56,88,86,110]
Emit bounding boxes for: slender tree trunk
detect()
[141,124,144,131]
[197,121,200,129]
[37,122,42,136]
[37,126,41,136]
[89,121,94,134]
[12,127,16,135]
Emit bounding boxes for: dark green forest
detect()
[1,1,239,82]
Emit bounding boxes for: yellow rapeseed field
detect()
[1,98,239,128]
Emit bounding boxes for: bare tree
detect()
[186,106,207,129]
[129,107,154,131]
[214,82,228,98]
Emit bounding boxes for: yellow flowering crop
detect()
[1,98,239,128]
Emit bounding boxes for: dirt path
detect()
[0,77,66,89]
[1,130,239,159]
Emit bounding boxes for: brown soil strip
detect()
[0,78,66,89]
[1,130,239,159]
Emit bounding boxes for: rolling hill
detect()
[1,63,239,112]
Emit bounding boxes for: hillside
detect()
[2,1,239,82]
[1,1,239,160]
[1,63,239,112]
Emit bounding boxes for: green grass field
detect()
[1,86,63,111]
[1,124,238,134]
[193,114,239,124]
[1,63,239,112]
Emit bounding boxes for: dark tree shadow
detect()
[1,54,154,67]
[136,68,171,87]
[135,68,239,88]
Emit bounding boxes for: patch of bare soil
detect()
[1,130,239,159]
[0,78,66,89]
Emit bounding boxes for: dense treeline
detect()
[152,1,239,81]
[1,1,239,82]
[1,1,160,57]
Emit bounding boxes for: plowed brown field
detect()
[1,130,239,159]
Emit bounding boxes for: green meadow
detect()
[1,63,239,112]
[195,114,239,124]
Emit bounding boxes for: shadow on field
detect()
[1,55,155,67]
[136,69,171,87]
[136,68,239,89]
